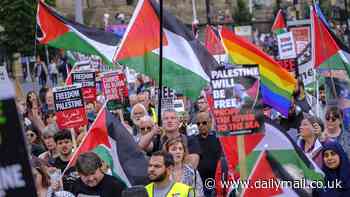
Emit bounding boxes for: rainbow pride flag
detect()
[220,26,296,117]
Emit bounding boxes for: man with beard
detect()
[146,151,194,197]
[71,152,126,197]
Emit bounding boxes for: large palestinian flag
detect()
[215,122,323,196]
[36,1,119,66]
[311,4,350,132]
[113,0,218,100]
[65,105,148,186]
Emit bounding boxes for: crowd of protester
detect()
[14,50,350,197]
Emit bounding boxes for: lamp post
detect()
[205,0,211,25]
[75,0,84,24]
[0,25,5,67]
[103,13,110,30]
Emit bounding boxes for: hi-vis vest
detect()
[150,107,158,123]
[145,182,192,197]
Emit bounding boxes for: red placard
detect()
[101,71,129,101]
[53,85,88,129]
[276,59,296,72]
[289,26,310,55]
[72,70,96,102]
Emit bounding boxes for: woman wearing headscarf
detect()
[315,141,350,197]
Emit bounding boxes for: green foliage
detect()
[319,1,332,19]
[233,0,252,25]
[0,0,55,60]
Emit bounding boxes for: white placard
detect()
[234,25,253,41]
[277,32,297,60]
[0,66,15,99]
[298,61,315,86]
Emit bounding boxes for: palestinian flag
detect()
[272,9,287,35]
[36,1,119,66]
[216,122,323,196]
[204,25,226,63]
[65,60,91,85]
[204,25,225,55]
[242,150,311,197]
[113,0,218,100]
[65,105,148,186]
[311,5,350,74]
[311,5,350,131]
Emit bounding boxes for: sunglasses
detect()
[326,115,339,122]
[196,121,208,126]
[140,127,152,132]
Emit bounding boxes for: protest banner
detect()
[53,84,88,129]
[296,43,315,87]
[152,86,176,113]
[174,99,185,112]
[161,98,174,112]
[71,70,96,102]
[298,61,315,86]
[153,86,176,99]
[290,26,310,55]
[210,65,264,179]
[276,59,296,71]
[0,67,37,197]
[277,32,297,60]
[101,71,129,102]
[234,25,253,41]
[210,66,264,135]
[101,71,129,111]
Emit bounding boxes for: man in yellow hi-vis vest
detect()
[146,151,194,197]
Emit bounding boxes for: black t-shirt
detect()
[152,133,202,156]
[296,97,311,113]
[71,174,126,197]
[196,132,222,182]
[280,112,304,131]
[52,156,69,172]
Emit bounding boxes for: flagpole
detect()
[34,3,39,91]
[205,0,211,25]
[311,3,322,115]
[191,0,198,24]
[315,70,320,118]
[157,0,163,124]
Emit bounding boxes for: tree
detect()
[233,0,252,25]
[0,0,55,60]
[319,1,332,19]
